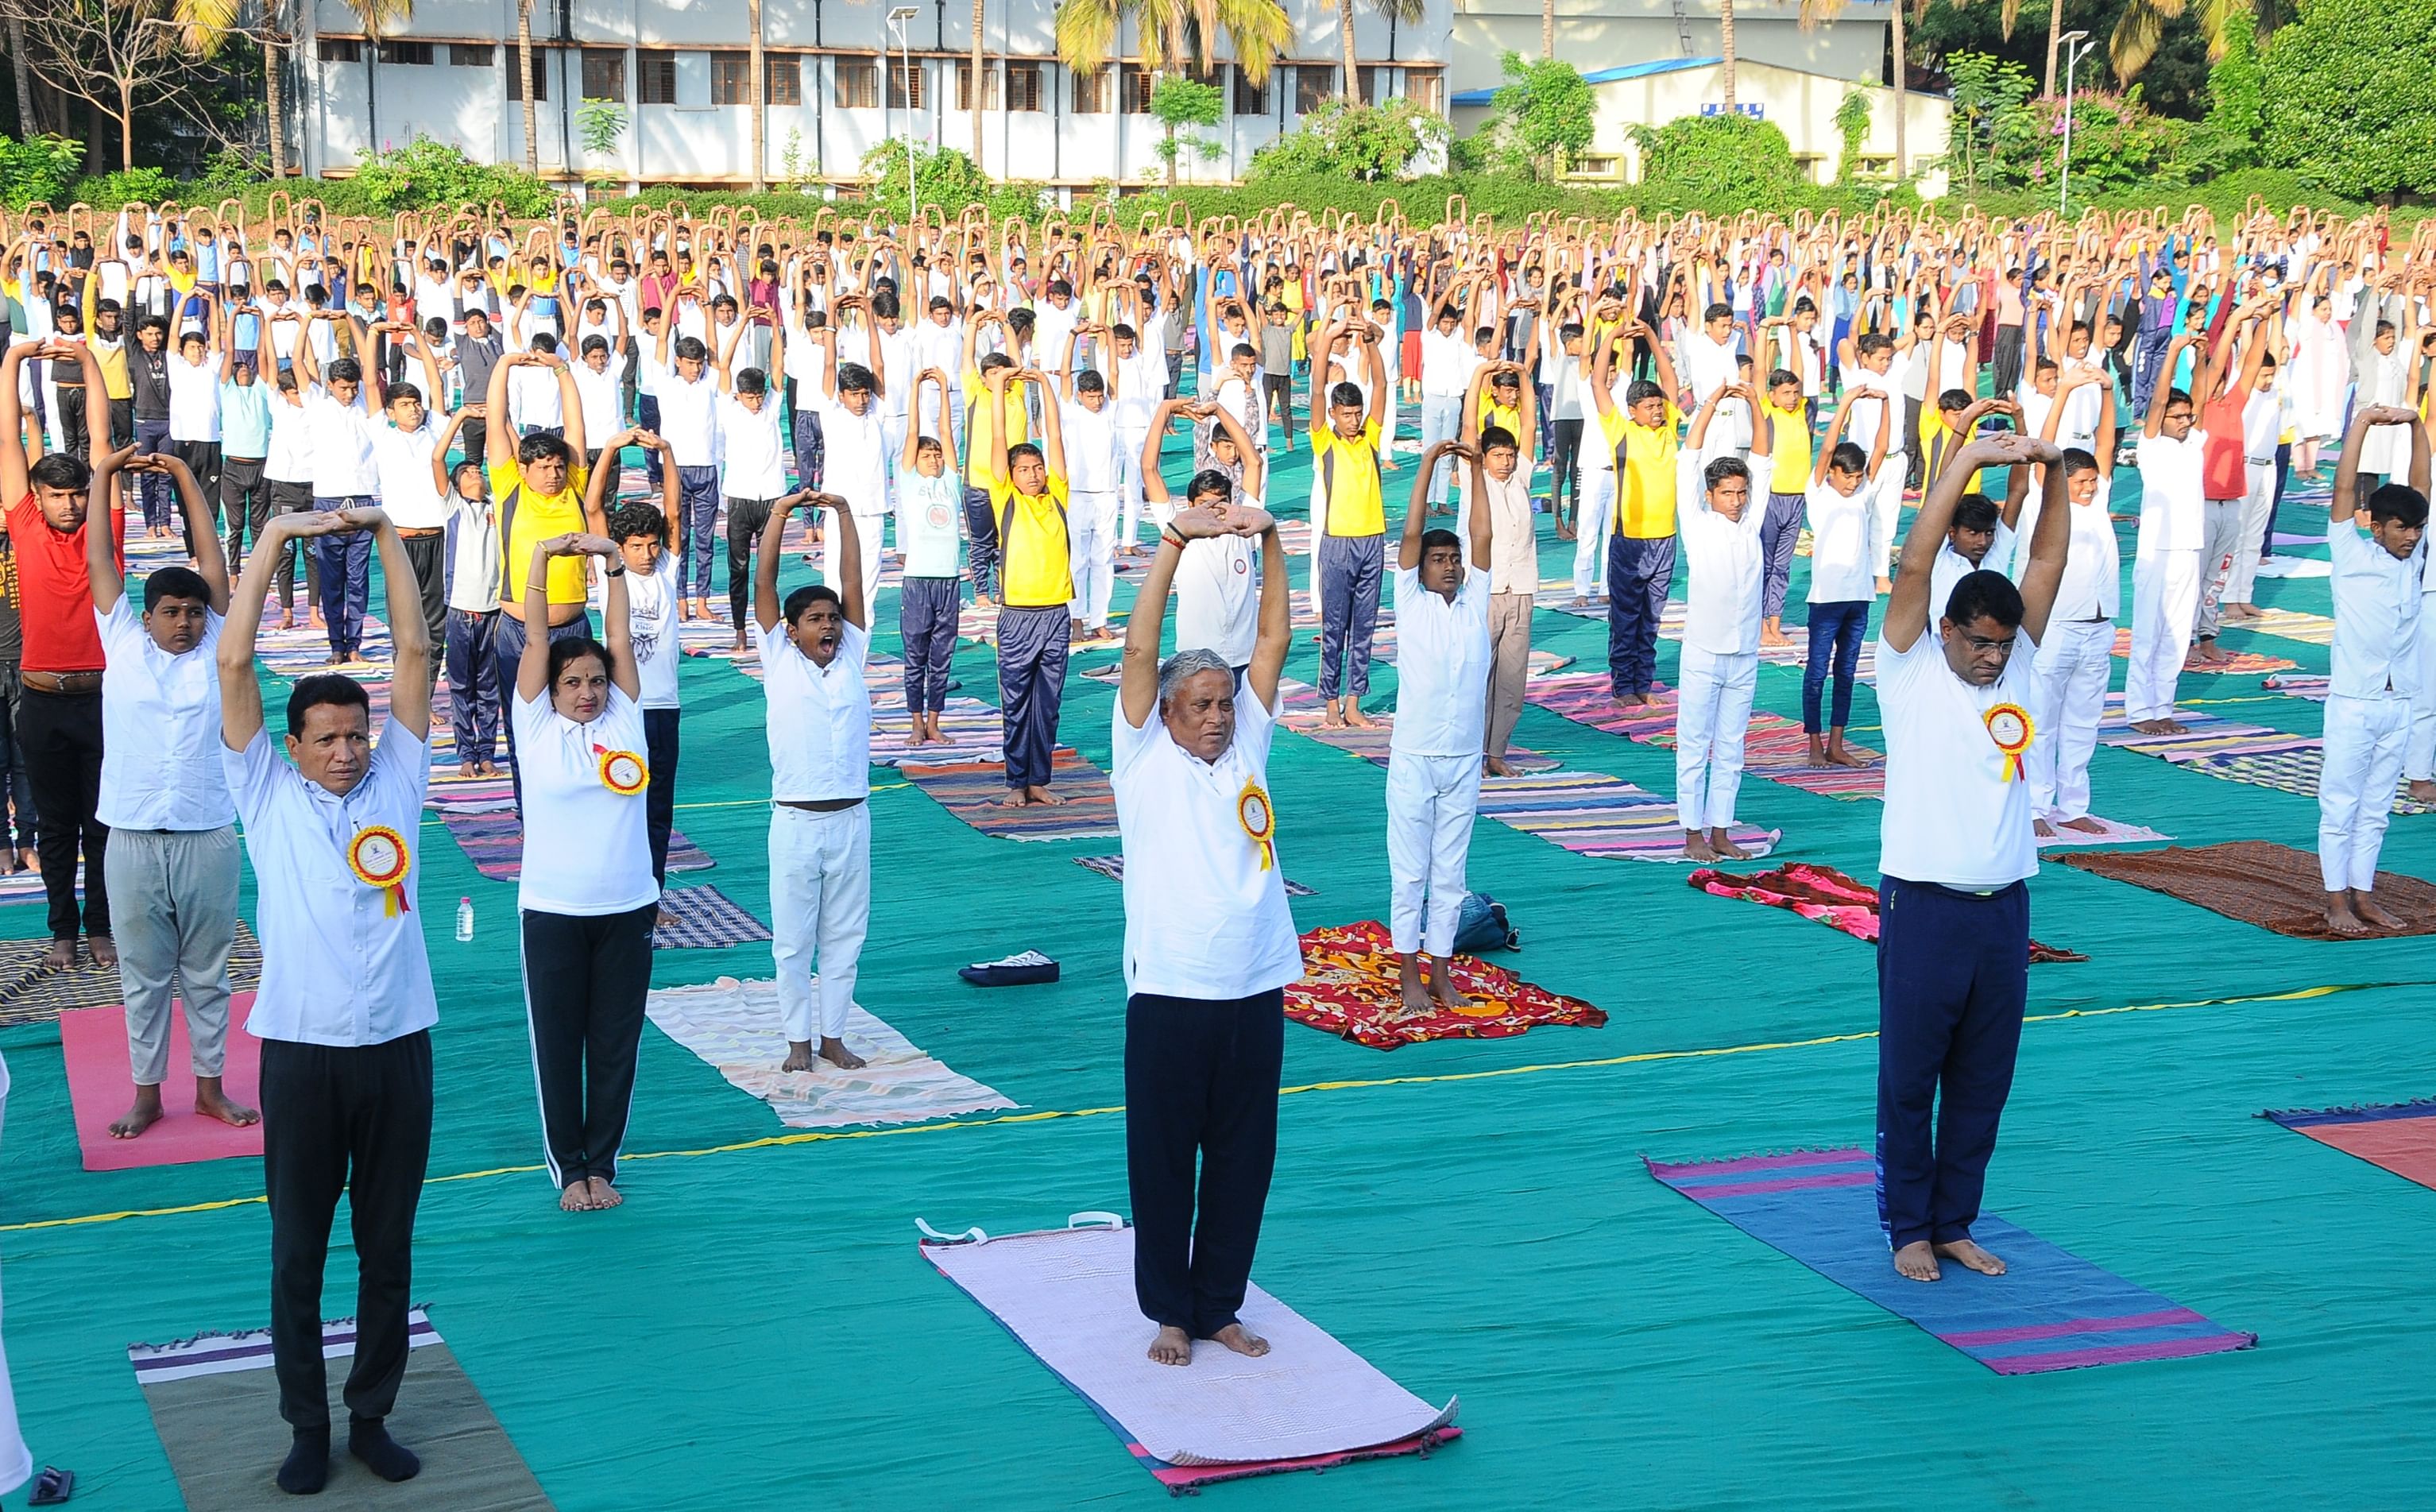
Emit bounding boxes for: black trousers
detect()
[643,706,679,888]
[1549,416,1583,520]
[171,439,222,556]
[399,532,448,676]
[107,396,134,451]
[221,454,269,565]
[725,496,774,632]
[961,484,1000,601]
[261,1029,433,1430]
[18,686,106,939]
[55,384,90,462]
[520,904,656,1188]
[268,479,321,609]
[1124,988,1284,1337]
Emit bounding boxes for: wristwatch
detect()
[605,561,626,578]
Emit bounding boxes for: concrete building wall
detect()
[1448,0,1889,101]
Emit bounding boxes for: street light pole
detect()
[888,6,920,223]
[2059,30,2093,217]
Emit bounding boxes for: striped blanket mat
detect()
[2109,627,2298,675]
[439,809,713,882]
[902,748,1119,841]
[2246,606,2337,646]
[1478,768,1779,864]
[2098,698,2431,815]
[655,884,775,950]
[1522,675,1886,801]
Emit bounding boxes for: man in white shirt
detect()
[1472,412,1538,777]
[2318,404,2429,934]
[1874,427,2071,1286]
[749,494,872,1073]
[1677,385,1767,860]
[1417,303,1475,511]
[1387,439,1496,1012]
[1142,401,1262,674]
[366,329,450,680]
[165,324,224,556]
[1112,485,1296,1370]
[1108,323,1164,551]
[86,451,252,1142]
[808,307,891,617]
[650,322,723,621]
[215,505,435,1496]
[2028,369,2121,837]
[2127,334,2205,733]
[1060,365,1126,643]
[293,319,383,664]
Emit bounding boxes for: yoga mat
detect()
[1073,853,1315,897]
[440,811,713,882]
[2261,672,2330,702]
[1275,683,1560,773]
[60,995,263,1172]
[1476,768,1781,864]
[2108,627,2298,675]
[129,1306,553,1510]
[0,921,264,1026]
[2187,748,2436,817]
[1645,1150,2257,1375]
[1286,919,1607,1050]
[2090,698,2426,812]
[2035,814,2172,847]
[901,749,1119,841]
[2056,841,2436,940]
[1688,864,2086,963]
[653,885,774,951]
[644,976,1016,1129]
[1522,675,1885,801]
[2247,606,2337,646]
[922,1220,1460,1489]
[1659,601,1877,672]
[2260,1100,2436,1191]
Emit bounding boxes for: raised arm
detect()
[594,535,640,702]
[221,512,338,749]
[1464,447,1494,570]
[1361,325,1388,427]
[2332,404,2426,524]
[1400,440,1460,569]
[2013,435,2072,643]
[160,453,233,611]
[485,346,520,462]
[85,446,137,613]
[1886,434,2017,651]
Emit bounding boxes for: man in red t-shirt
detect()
[1,339,118,969]
[2191,292,2277,666]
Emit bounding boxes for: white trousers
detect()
[1676,645,1757,830]
[2225,460,2277,606]
[1114,423,1150,543]
[2407,590,2436,783]
[1385,750,1481,956]
[1382,388,1403,458]
[2030,617,2113,822]
[1870,462,1907,576]
[1067,488,1118,629]
[1572,470,1615,597]
[2320,694,2410,891]
[1420,395,1464,503]
[823,509,889,613]
[2125,548,2200,722]
[769,802,872,1042]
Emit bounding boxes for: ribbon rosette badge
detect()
[1984,702,2033,783]
[347,825,412,918]
[597,746,650,797]
[1236,781,1275,872]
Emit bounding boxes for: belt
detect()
[22,670,102,694]
[396,527,444,539]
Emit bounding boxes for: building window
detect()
[1356,64,1385,103]
[582,48,624,100]
[1121,64,1154,114]
[1293,65,1333,114]
[1072,68,1108,114]
[507,49,549,101]
[1006,62,1042,111]
[887,57,923,110]
[1570,155,1617,176]
[957,59,996,112]
[450,44,494,67]
[1231,65,1264,115]
[636,49,677,104]
[319,37,362,62]
[1405,67,1442,113]
[711,51,752,105]
[767,54,801,106]
[834,58,879,109]
[377,40,431,65]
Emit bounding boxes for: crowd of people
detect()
[0,191,2428,1493]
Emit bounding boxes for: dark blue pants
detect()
[962,485,1000,601]
[792,407,826,492]
[996,604,1069,791]
[1759,490,1805,621]
[445,607,501,763]
[2130,327,2175,419]
[493,612,597,806]
[132,417,174,528]
[637,395,663,487]
[899,576,960,714]
[644,706,679,888]
[1874,876,2029,1251]
[313,494,375,658]
[675,466,721,597]
[1605,533,1675,695]
[1803,600,1869,731]
[1125,988,1284,1337]
[1317,531,1383,701]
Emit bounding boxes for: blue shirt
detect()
[219,379,273,458]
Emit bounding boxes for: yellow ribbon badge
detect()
[1237,781,1275,872]
[596,745,650,797]
[346,825,412,918]
[1984,702,2034,783]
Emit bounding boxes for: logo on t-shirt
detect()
[926,502,952,530]
[1232,556,1248,574]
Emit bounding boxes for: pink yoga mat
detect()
[60,995,265,1172]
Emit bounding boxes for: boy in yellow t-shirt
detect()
[1757,368,1814,647]
[1309,317,1391,728]
[983,366,1072,806]
[960,315,1031,606]
[1588,316,1684,706]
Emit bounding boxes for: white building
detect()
[296,0,1452,188]
[1448,0,1890,104]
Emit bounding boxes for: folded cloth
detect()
[1688,862,2086,963]
[960,949,1061,987]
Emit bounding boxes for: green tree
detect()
[1938,49,2038,189]
[1148,74,1222,185]
[0,132,83,208]
[2260,0,2436,199]
[1247,98,1446,183]
[1832,86,1870,182]
[1630,112,1802,203]
[1486,52,1592,181]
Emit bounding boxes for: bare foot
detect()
[40,938,73,971]
[109,1085,165,1139]
[2325,894,2370,935]
[475,761,500,778]
[1874,575,1893,595]
[1148,1324,1193,1366]
[1344,705,1376,729]
[1806,737,1831,768]
[656,910,677,930]
[1483,756,1514,778]
[1824,741,1869,768]
[819,1034,868,1070]
[87,934,118,970]
[782,1039,818,1073]
[1026,784,1065,806]
[1425,957,1475,1012]
[458,760,478,778]
[1893,1240,1941,1282]
[1320,703,1348,729]
[2059,814,2108,834]
[586,1175,624,1210]
[1935,1238,2005,1275]
[2034,817,2057,838]
[192,1077,259,1129]
[2355,891,2403,930]
[1709,827,1750,860]
[1684,829,1719,863]
[559,1181,597,1212]
[1759,625,1792,648]
[994,788,1034,808]
[2411,779,2436,805]
[1209,1323,1269,1359]
[1555,524,1576,543]
[1398,953,1433,1016]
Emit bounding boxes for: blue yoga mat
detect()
[1646,1148,2257,1375]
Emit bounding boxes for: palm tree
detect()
[1541,0,1552,57]
[1054,0,1290,91]
[2044,0,2063,95]
[1720,0,1735,110]
[1798,0,1903,178]
[1334,0,1423,102]
[971,0,985,164]
[10,17,37,139]
[748,0,766,189]
[515,0,538,172]
[2109,0,2245,84]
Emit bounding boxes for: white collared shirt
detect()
[304,387,378,497]
[511,685,658,915]
[447,491,501,613]
[1390,565,1492,757]
[96,599,234,830]
[1060,400,1123,494]
[572,355,625,441]
[1111,678,1303,1000]
[1479,468,1537,596]
[226,720,439,1047]
[1678,454,1766,655]
[2328,516,2426,700]
[2136,433,2206,555]
[2047,479,2121,623]
[166,353,220,442]
[1175,518,1260,668]
[1929,525,2014,623]
[1418,327,1474,398]
[370,424,447,530]
[817,394,890,515]
[757,618,872,802]
[1877,625,2044,889]
[653,369,721,467]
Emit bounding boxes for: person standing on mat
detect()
[2027,368,2121,840]
[512,532,659,1213]
[2126,332,2206,736]
[984,365,1073,807]
[1,338,116,972]
[1875,423,2072,1285]
[1112,485,1297,1369]
[1386,438,1495,1015]
[87,447,253,1141]
[2318,404,2429,935]
[1587,312,1685,708]
[217,505,434,1495]
[1677,384,1767,862]
[1803,391,1890,770]
[1306,318,1390,729]
[895,370,965,748]
[751,491,874,1074]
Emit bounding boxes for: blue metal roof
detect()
[1452,55,1723,106]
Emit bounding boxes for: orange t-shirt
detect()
[9,493,124,673]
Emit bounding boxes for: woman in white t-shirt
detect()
[512,532,658,1214]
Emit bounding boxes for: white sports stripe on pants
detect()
[1385,750,1482,957]
[769,802,872,1042]
[822,509,889,615]
[2225,459,2277,606]
[2319,693,2411,891]
[1067,488,1118,630]
[2031,617,2113,822]
[2125,548,2201,722]
[1675,645,1757,831]
[2407,590,2436,783]
[1572,469,1615,598]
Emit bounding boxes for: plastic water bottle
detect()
[455,897,475,942]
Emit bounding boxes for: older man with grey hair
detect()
[1110,492,1298,1370]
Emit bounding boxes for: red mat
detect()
[2263,1101,2436,1191]
[60,994,265,1171]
